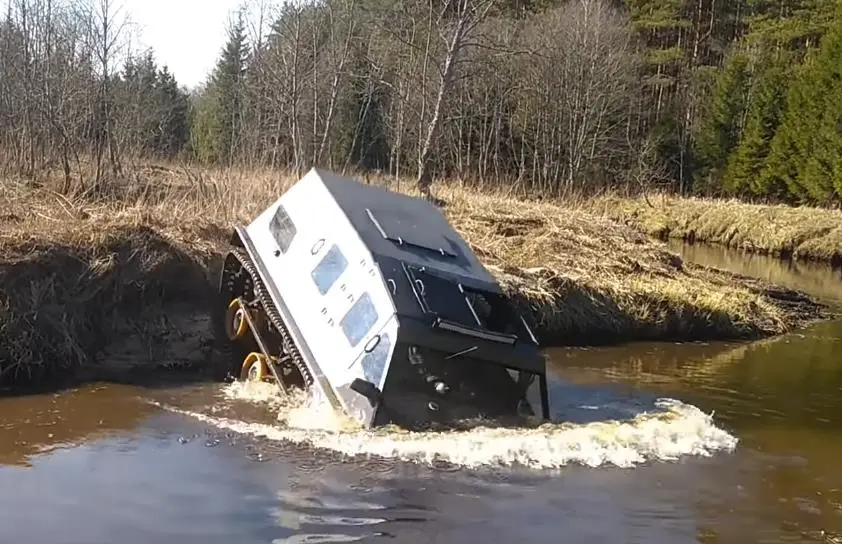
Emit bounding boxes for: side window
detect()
[340,292,379,347]
[360,333,392,388]
[311,244,347,295]
[269,204,296,254]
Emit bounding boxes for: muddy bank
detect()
[0,177,831,389]
[585,194,842,267]
[0,224,222,388]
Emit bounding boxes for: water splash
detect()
[220,380,291,409]
[150,381,738,470]
[220,381,364,432]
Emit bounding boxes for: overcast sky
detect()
[2,0,246,89]
[124,0,240,88]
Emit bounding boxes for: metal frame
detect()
[231,296,289,395]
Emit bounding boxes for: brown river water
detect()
[2,242,842,544]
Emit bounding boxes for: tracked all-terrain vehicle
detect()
[214,168,551,430]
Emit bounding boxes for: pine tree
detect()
[721,54,791,197]
[197,11,249,166]
[743,0,836,50]
[694,52,751,191]
[761,3,842,202]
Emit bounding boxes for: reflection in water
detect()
[1,319,841,544]
[550,318,842,542]
[0,385,158,467]
[0,411,291,544]
[669,239,842,303]
[270,473,393,543]
[0,385,733,544]
[548,320,842,432]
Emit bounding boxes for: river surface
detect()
[2,243,841,544]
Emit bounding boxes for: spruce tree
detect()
[758,65,814,200]
[761,3,842,202]
[154,67,190,156]
[722,54,791,197]
[187,90,219,163]
[694,53,751,190]
[198,11,249,166]
[794,8,842,202]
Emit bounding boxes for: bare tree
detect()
[0,0,651,198]
[314,0,356,166]
[415,0,494,198]
[87,0,129,186]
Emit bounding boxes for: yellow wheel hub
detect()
[225,298,249,340]
[241,352,270,382]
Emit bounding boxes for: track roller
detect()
[225,298,250,340]
[241,352,271,382]
[214,246,313,393]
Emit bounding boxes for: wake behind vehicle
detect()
[214,168,550,430]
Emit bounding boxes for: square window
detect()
[311,244,348,295]
[340,292,379,347]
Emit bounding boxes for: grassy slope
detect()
[585,194,842,266]
[0,166,829,387]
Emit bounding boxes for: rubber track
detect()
[228,247,314,388]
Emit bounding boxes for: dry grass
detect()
[0,164,830,387]
[0,217,220,387]
[431,185,826,342]
[584,193,842,266]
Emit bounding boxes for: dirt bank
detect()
[0,219,222,388]
[0,171,830,389]
[585,194,842,267]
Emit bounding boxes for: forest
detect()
[1,0,842,204]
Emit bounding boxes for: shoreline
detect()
[0,170,833,390]
[584,194,842,268]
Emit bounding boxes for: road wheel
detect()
[241,352,269,382]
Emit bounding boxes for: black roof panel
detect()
[313,169,501,293]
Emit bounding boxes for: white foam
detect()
[153,383,738,470]
[220,380,291,408]
[218,381,363,432]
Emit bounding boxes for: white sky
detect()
[1,0,245,89]
[126,0,242,89]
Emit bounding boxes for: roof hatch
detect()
[365,208,457,258]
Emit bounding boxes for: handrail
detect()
[433,318,518,345]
